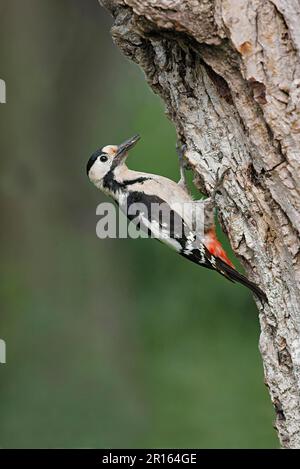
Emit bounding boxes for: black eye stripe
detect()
[100,155,108,162]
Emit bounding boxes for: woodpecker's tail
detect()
[216,258,267,304]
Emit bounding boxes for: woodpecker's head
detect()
[87,134,140,187]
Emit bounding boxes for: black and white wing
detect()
[124,190,267,302]
[125,191,215,268]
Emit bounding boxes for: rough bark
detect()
[99,0,300,448]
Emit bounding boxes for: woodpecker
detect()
[86,134,267,303]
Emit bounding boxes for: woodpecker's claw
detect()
[176,141,189,191]
[201,167,230,227]
[176,142,188,166]
[211,167,230,201]
[176,141,187,156]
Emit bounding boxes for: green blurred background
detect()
[0,0,277,448]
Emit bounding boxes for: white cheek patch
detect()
[102,145,118,156]
[89,168,99,184]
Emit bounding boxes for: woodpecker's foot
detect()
[195,167,230,231]
[210,167,230,203]
[176,141,188,191]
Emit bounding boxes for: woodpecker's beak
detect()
[114,134,140,165]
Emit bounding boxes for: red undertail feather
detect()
[204,228,235,269]
[203,227,267,303]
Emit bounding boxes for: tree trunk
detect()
[99,0,300,448]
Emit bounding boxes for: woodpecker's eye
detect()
[100,154,108,163]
